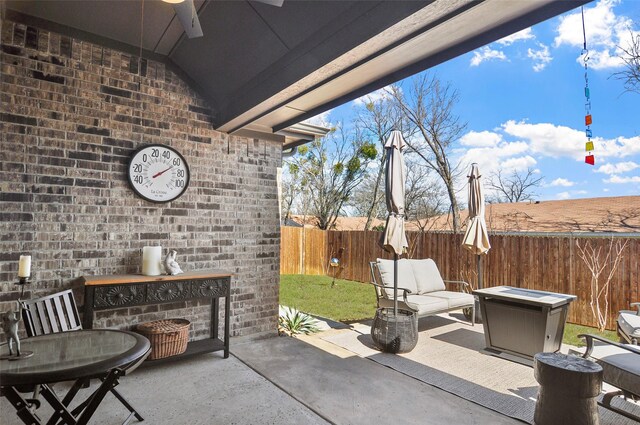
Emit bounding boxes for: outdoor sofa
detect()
[370,258,475,325]
[580,333,640,422]
[618,302,640,345]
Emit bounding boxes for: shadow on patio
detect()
[3,314,638,424]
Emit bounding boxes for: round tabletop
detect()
[0,329,150,387]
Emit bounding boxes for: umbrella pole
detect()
[477,255,483,290]
[393,253,398,316]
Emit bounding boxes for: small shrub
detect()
[278,305,320,336]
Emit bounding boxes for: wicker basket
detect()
[371,308,418,354]
[136,318,190,360]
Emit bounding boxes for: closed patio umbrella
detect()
[462,163,491,289]
[380,130,408,315]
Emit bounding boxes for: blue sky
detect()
[308,0,639,202]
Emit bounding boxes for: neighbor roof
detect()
[293,196,640,233]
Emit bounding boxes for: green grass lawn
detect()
[562,323,619,347]
[280,274,377,322]
[280,274,619,346]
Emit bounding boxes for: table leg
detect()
[75,369,122,425]
[224,286,230,359]
[83,286,95,330]
[2,386,43,425]
[40,384,78,425]
[47,378,87,425]
[212,297,219,340]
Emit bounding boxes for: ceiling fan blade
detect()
[173,0,203,38]
[253,0,284,7]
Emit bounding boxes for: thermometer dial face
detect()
[127,144,190,203]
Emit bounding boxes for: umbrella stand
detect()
[477,255,483,290]
[372,130,417,354]
[393,253,398,316]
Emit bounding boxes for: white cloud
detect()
[596,136,640,158]
[303,110,332,127]
[587,48,625,70]
[574,190,588,195]
[499,122,640,161]
[459,131,503,147]
[501,120,584,159]
[497,28,535,45]
[527,43,552,72]
[554,0,637,70]
[549,178,575,187]
[353,86,393,106]
[595,161,639,174]
[604,175,640,184]
[557,191,571,200]
[457,141,532,184]
[500,156,537,172]
[470,47,507,67]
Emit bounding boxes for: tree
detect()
[403,160,446,230]
[576,238,629,332]
[388,74,466,232]
[280,165,299,223]
[613,30,640,95]
[487,167,543,203]
[285,127,377,230]
[354,93,403,230]
[347,157,444,230]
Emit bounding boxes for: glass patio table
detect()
[1,329,150,425]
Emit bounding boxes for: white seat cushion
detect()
[404,295,449,316]
[597,349,640,396]
[377,258,418,299]
[618,312,640,340]
[428,291,474,309]
[410,259,446,294]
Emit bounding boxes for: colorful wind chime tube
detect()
[582,6,595,166]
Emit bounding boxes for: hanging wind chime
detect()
[582,7,595,166]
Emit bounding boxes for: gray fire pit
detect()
[371,307,418,353]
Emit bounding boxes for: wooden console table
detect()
[81,270,231,361]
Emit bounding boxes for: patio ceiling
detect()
[5,0,590,145]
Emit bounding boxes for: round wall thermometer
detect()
[127,144,190,203]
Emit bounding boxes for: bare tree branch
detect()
[487,167,543,203]
[387,74,466,232]
[612,30,640,95]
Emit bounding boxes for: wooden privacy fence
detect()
[280,227,640,330]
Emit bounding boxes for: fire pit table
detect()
[473,286,576,360]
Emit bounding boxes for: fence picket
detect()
[280,227,639,329]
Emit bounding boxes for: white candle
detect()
[142,246,163,276]
[18,255,31,278]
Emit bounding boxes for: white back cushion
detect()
[411,259,446,294]
[377,258,418,298]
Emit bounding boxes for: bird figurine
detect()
[164,250,184,275]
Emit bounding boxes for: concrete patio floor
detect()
[2,330,521,425]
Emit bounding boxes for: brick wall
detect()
[0,19,281,339]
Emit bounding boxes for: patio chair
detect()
[369,258,475,324]
[21,289,145,424]
[617,303,640,345]
[579,333,640,422]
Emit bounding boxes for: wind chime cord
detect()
[139,0,145,78]
[139,0,145,144]
[581,6,587,52]
[581,6,595,166]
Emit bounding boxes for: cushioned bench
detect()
[618,303,640,345]
[580,334,640,422]
[369,258,475,325]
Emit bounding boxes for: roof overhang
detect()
[3,0,590,139]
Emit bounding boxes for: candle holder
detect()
[0,276,34,360]
[17,276,31,296]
